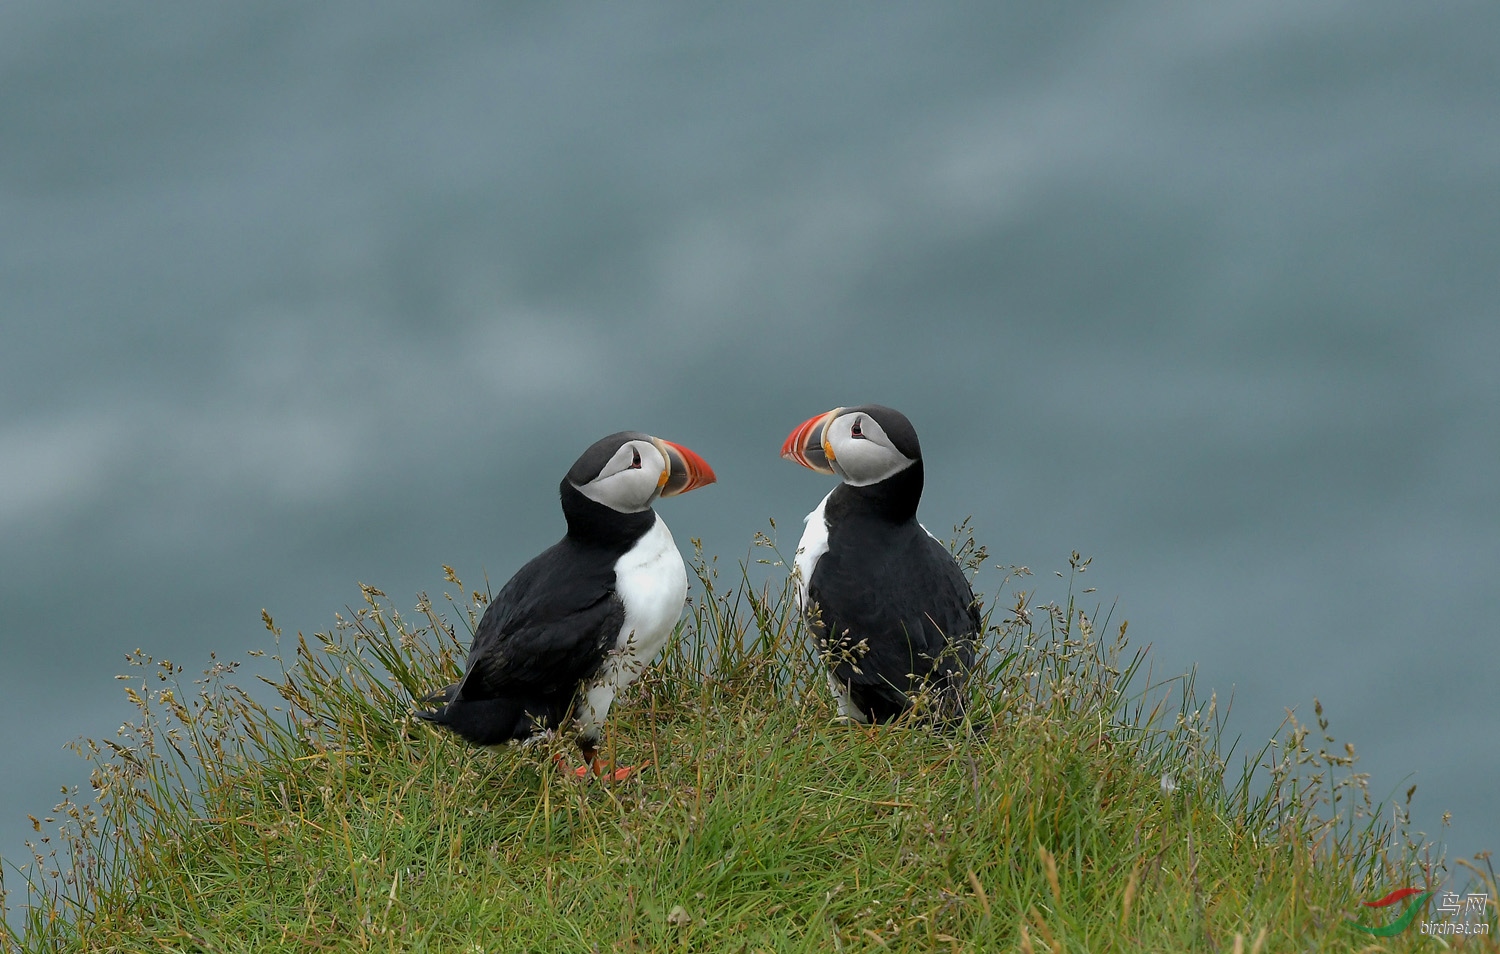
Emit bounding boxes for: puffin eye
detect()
[628,447,642,469]
[851,418,865,438]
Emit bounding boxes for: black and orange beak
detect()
[654,438,717,497]
[780,408,841,475]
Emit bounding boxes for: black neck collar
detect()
[559,480,657,550]
[828,459,924,524]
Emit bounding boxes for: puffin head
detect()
[780,405,920,487]
[567,431,716,513]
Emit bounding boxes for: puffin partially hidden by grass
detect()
[418,431,715,778]
[781,405,979,725]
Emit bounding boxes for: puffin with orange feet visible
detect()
[781,405,979,725]
[418,431,715,779]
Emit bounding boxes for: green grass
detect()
[3,529,1495,952]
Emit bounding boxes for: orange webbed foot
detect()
[553,751,651,781]
[592,759,652,781]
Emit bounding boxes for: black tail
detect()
[416,683,564,747]
[850,665,985,737]
[416,681,462,715]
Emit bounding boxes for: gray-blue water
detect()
[3,1,1497,909]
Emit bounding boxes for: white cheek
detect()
[578,468,659,512]
[834,439,913,486]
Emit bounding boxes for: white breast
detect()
[576,514,688,738]
[792,491,869,722]
[792,490,833,613]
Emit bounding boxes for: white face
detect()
[826,410,916,487]
[573,439,668,512]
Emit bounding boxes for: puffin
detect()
[780,405,980,725]
[418,431,715,777]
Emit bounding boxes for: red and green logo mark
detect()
[1348,887,1431,937]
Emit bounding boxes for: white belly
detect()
[792,490,833,613]
[793,490,871,722]
[576,515,688,737]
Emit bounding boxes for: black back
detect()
[807,461,981,722]
[418,480,655,744]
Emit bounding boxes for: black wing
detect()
[455,538,624,702]
[808,524,979,712]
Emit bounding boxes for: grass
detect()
[2,526,1495,952]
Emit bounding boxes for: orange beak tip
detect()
[779,431,800,460]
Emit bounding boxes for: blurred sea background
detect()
[3,1,1496,897]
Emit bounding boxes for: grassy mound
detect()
[3,532,1494,952]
